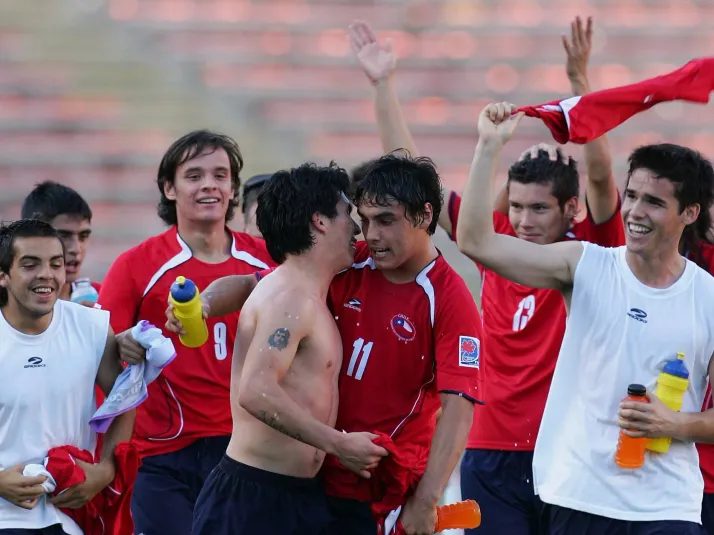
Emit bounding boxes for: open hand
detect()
[562,16,593,85]
[348,20,396,83]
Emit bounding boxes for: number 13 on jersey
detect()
[346,338,373,380]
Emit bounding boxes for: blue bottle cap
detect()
[663,353,689,379]
[170,276,198,303]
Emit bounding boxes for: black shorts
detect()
[192,455,331,535]
[0,525,66,534]
[541,503,705,535]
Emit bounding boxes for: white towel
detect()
[89,320,176,433]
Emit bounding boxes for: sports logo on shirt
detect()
[391,314,416,342]
[627,308,648,323]
[459,336,480,368]
[344,298,362,312]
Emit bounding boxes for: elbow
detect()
[456,233,487,262]
[237,379,274,417]
[237,383,262,415]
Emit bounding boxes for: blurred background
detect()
[0,0,713,295]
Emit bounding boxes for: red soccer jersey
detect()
[321,241,483,502]
[694,241,714,493]
[448,191,625,450]
[97,226,274,458]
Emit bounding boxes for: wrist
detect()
[371,74,393,88]
[413,486,440,507]
[569,77,591,95]
[97,458,116,485]
[324,430,344,457]
[475,138,503,154]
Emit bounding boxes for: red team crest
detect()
[391,314,416,342]
[459,335,480,368]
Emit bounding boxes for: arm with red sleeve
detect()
[97,251,143,333]
[400,275,483,531]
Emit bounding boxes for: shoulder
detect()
[57,300,110,330]
[230,230,275,268]
[110,228,182,273]
[428,257,478,309]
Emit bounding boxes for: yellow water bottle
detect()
[647,352,690,453]
[169,276,209,348]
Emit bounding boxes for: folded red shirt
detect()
[47,443,140,535]
[370,432,422,535]
[517,57,714,144]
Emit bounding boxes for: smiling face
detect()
[622,168,699,256]
[508,181,578,245]
[163,146,235,227]
[0,236,65,319]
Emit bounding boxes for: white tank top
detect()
[0,300,109,532]
[533,243,714,523]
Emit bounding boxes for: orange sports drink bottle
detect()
[435,500,481,532]
[614,383,649,469]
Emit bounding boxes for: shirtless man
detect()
[191,163,388,535]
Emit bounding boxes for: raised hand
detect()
[477,102,524,148]
[348,20,396,83]
[562,16,593,86]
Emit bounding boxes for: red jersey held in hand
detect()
[97,227,274,458]
[321,241,483,502]
[448,191,625,451]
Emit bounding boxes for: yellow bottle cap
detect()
[176,276,186,285]
[677,352,685,360]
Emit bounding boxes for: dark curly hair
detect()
[156,130,244,226]
[352,149,442,235]
[256,162,351,264]
[507,148,580,208]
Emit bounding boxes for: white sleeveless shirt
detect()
[533,243,714,523]
[0,300,109,532]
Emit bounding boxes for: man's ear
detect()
[312,212,329,235]
[682,203,701,226]
[164,180,177,201]
[418,202,434,230]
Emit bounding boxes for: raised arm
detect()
[237,294,387,477]
[563,16,618,223]
[349,20,457,234]
[456,102,583,290]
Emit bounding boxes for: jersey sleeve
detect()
[447,191,513,243]
[97,250,143,333]
[574,197,625,247]
[433,275,484,404]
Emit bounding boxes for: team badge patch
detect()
[391,314,416,342]
[459,336,480,368]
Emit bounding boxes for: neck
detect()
[176,220,231,263]
[1,302,53,335]
[59,282,71,300]
[382,239,439,284]
[281,250,340,301]
[625,243,686,289]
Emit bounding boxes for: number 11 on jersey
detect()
[346,338,373,380]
